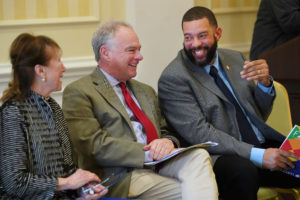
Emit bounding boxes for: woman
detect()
[0,33,107,199]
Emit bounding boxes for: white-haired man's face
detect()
[101,26,143,82]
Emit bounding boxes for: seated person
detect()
[62,20,218,200]
[250,0,300,60]
[0,33,107,200]
[158,6,300,200]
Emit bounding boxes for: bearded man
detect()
[158,6,300,200]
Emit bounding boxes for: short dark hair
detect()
[182,6,218,29]
[1,33,60,102]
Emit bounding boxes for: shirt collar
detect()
[99,67,121,87]
[204,51,220,73]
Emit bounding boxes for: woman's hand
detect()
[79,183,108,200]
[57,169,100,191]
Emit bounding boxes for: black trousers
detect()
[214,139,300,200]
[214,155,300,200]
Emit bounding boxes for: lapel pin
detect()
[226,65,230,71]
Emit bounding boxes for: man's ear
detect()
[34,64,46,80]
[100,45,111,61]
[215,27,222,41]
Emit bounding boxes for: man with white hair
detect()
[63,20,218,200]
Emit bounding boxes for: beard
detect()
[184,37,218,67]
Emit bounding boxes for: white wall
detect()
[0,0,257,105]
[126,0,194,91]
[125,0,256,90]
[0,57,96,105]
[0,0,193,105]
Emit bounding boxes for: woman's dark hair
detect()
[1,33,60,102]
[182,6,218,29]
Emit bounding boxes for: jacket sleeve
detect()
[0,103,57,199]
[158,67,253,160]
[253,83,276,121]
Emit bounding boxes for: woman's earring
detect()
[42,77,45,82]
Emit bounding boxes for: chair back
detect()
[266,81,293,136]
[258,81,293,200]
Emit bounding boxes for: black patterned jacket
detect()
[0,92,77,200]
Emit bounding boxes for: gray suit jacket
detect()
[158,48,285,162]
[62,67,178,198]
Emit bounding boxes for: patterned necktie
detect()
[119,82,158,144]
[209,66,260,146]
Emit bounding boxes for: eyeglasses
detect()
[81,172,123,195]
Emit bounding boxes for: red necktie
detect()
[119,82,158,144]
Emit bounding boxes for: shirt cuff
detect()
[144,150,153,162]
[257,76,274,95]
[250,147,265,168]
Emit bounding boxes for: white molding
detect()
[213,7,258,14]
[0,0,100,28]
[62,56,97,77]
[0,56,97,105]
[0,56,96,78]
[219,42,251,55]
[0,16,100,28]
[0,63,12,84]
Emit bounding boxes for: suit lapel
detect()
[218,51,248,106]
[181,50,228,101]
[91,68,135,135]
[218,51,241,91]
